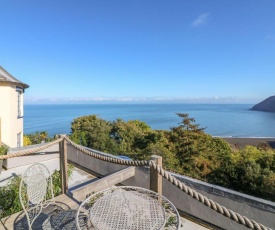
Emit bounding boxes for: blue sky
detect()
[1,1,274,104]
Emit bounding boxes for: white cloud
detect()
[191,13,210,27]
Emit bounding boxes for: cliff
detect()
[251,96,275,112]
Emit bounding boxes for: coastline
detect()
[221,137,275,149]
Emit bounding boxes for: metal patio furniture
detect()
[76,186,180,230]
[19,163,55,229]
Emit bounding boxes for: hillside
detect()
[251,96,275,112]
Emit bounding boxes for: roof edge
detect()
[0,66,29,89]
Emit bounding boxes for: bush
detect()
[23,136,32,146]
[24,131,53,145]
[0,146,8,156]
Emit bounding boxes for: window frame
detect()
[16,86,24,118]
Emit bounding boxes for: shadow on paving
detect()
[13,201,77,230]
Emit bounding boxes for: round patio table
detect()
[76,186,180,230]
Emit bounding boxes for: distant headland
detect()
[251,96,275,112]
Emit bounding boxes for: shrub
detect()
[23,136,32,146]
[24,131,53,145]
[0,146,8,156]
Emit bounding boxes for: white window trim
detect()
[16,86,24,118]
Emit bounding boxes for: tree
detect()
[176,113,205,132]
[168,113,208,177]
[68,113,275,201]
[208,145,275,201]
[110,119,158,159]
[70,115,117,153]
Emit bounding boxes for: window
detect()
[16,87,23,118]
[17,132,21,147]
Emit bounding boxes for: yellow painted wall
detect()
[0,82,24,147]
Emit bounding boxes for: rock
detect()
[251,96,275,112]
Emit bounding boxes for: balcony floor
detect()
[1,194,208,230]
[1,165,209,229]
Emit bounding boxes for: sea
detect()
[24,104,275,138]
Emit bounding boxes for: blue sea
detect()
[24,104,275,138]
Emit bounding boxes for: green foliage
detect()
[50,164,74,196]
[175,113,205,133]
[168,113,210,177]
[111,119,158,159]
[70,116,163,160]
[0,146,8,156]
[0,175,21,217]
[24,131,53,145]
[0,164,74,218]
[211,146,275,200]
[69,113,275,202]
[71,115,116,152]
[23,135,32,146]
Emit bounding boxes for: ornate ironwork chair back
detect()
[19,163,55,229]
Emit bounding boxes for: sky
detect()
[0,0,275,104]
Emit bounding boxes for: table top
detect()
[76,186,180,230]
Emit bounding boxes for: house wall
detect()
[0,82,24,147]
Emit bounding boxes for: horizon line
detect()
[24,96,260,104]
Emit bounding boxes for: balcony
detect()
[0,136,274,230]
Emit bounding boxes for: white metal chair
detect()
[19,163,55,229]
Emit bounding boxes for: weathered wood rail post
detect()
[150,155,162,195]
[59,134,68,194]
